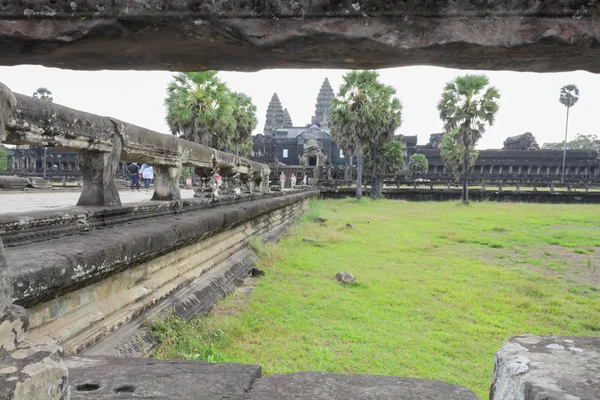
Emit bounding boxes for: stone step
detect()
[67,357,478,400]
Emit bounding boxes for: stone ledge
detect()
[248,372,478,400]
[0,189,315,248]
[66,356,261,400]
[6,190,317,308]
[490,335,600,400]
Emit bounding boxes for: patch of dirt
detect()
[481,245,600,287]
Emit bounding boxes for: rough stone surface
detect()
[336,272,356,284]
[25,177,52,189]
[76,136,123,207]
[0,176,28,191]
[0,343,69,400]
[66,356,261,400]
[1,2,600,72]
[6,190,317,308]
[503,133,540,151]
[490,335,600,400]
[248,372,478,400]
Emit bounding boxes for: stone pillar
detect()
[508,165,513,174]
[151,164,182,201]
[517,166,522,174]
[0,237,69,400]
[499,166,503,175]
[77,134,122,207]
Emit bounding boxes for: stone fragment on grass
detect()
[336,272,356,284]
[302,238,323,247]
[313,218,327,223]
[490,335,600,400]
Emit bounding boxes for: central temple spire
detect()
[311,78,335,128]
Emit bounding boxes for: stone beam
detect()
[0,1,600,72]
[0,83,271,204]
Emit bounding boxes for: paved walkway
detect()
[0,189,196,214]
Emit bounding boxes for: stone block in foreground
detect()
[66,356,261,399]
[490,335,600,400]
[247,372,478,399]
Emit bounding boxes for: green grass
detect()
[150,200,600,399]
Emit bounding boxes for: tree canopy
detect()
[408,154,428,176]
[542,133,598,150]
[0,145,7,172]
[437,74,499,202]
[440,130,478,178]
[364,141,404,178]
[165,72,257,151]
[33,87,53,102]
[330,70,402,200]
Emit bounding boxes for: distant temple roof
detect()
[274,125,330,139]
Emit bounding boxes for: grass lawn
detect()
[151,199,600,399]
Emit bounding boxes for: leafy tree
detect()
[331,70,402,200]
[33,87,53,102]
[558,84,580,182]
[437,74,500,203]
[238,138,253,158]
[440,130,478,179]
[165,71,235,149]
[542,133,598,150]
[230,92,258,155]
[0,145,7,172]
[364,140,404,186]
[408,153,429,176]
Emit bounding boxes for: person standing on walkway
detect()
[128,163,141,191]
[141,164,154,192]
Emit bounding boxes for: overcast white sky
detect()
[0,65,597,149]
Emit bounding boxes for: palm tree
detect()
[437,75,500,203]
[165,71,235,149]
[440,129,479,179]
[330,71,402,200]
[559,84,580,183]
[33,87,53,102]
[231,92,258,155]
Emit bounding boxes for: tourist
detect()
[303,174,307,185]
[128,163,141,191]
[290,173,297,189]
[140,163,154,192]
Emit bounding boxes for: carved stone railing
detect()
[0,82,270,207]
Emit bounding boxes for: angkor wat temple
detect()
[250,79,599,181]
[3,78,599,181]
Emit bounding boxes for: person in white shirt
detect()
[140,164,154,192]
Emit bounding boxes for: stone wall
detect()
[3,190,315,355]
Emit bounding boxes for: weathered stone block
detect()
[490,335,600,400]
[66,356,261,399]
[0,344,69,400]
[76,135,122,207]
[25,177,52,189]
[248,372,478,399]
[0,177,28,191]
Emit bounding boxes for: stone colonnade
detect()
[0,83,271,207]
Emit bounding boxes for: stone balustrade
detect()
[0,82,270,207]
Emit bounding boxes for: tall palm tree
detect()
[437,74,500,203]
[231,92,258,155]
[165,71,235,149]
[559,84,579,183]
[330,71,402,200]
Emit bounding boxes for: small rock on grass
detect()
[336,272,356,284]
[314,218,327,223]
[302,238,324,247]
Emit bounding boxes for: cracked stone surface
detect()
[66,356,261,399]
[1,1,600,72]
[490,335,600,400]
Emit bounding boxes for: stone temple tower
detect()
[283,109,293,129]
[311,78,335,128]
[263,93,291,136]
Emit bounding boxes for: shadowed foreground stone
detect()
[247,372,478,400]
[66,357,261,400]
[1,1,600,72]
[490,335,600,400]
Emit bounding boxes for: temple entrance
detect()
[308,156,317,166]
